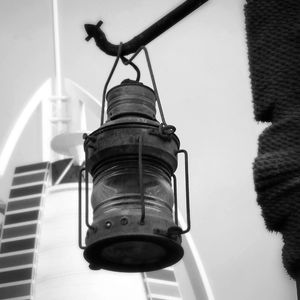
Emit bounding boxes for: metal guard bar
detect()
[177,149,191,234]
[84,0,209,56]
[78,167,86,249]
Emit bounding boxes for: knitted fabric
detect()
[245,0,300,278]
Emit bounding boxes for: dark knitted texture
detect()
[245,0,300,278]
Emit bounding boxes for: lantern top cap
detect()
[120,78,141,85]
[106,80,157,121]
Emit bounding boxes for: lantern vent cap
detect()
[106,80,157,121]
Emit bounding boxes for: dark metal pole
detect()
[84,0,209,56]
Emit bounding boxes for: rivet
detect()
[105,221,112,229]
[120,217,128,225]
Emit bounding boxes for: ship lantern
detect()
[79,0,210,273]
[78,54,191,273]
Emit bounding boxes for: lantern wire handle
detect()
[100,43,141,125]
[101,44,169,127]
[122,46,167,126]
[100,43,123,125]
[138,135,146,224]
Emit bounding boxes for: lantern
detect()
[79,78,190,272]
[80,0,209,273]
[78,47,190,272]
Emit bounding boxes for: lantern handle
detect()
[84,0,209,57]
[100,45,169,127]
[122,46,167,126]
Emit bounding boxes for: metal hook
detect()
[84,0,209,56]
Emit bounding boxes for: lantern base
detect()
[84,234,184,272]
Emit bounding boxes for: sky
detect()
[0,1,297,299]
